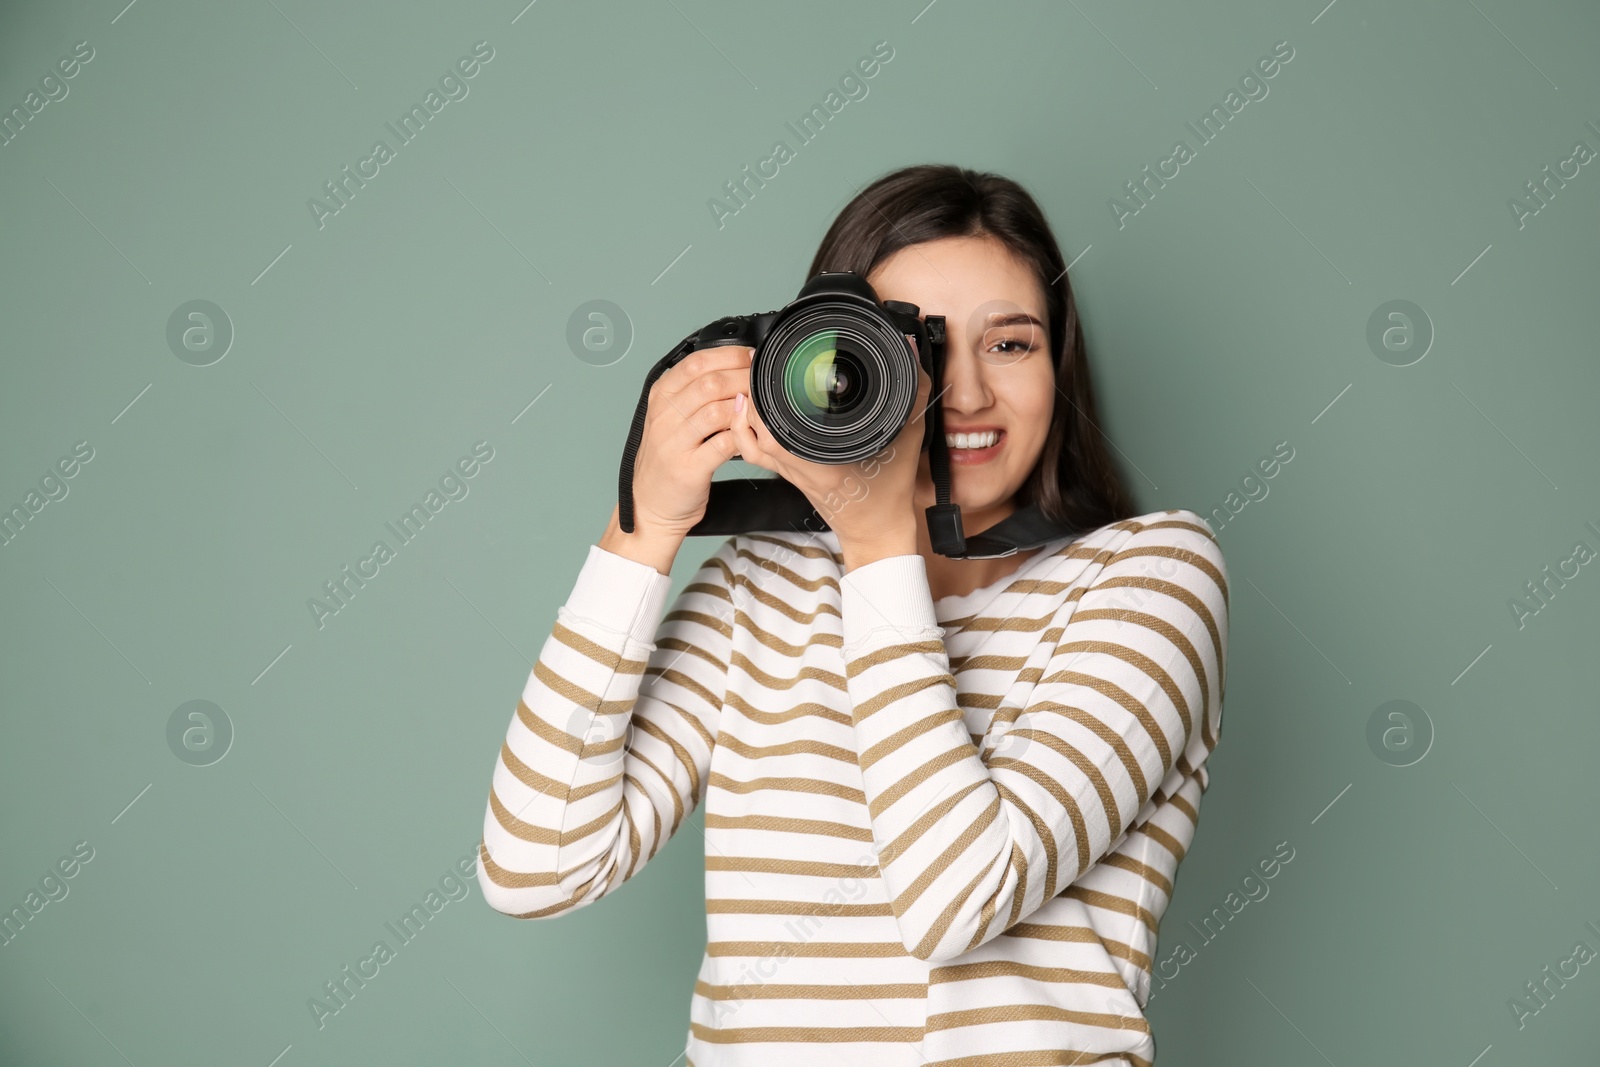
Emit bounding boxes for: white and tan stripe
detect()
[478,508,1228,1066]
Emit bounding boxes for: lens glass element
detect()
[784,330,869,421]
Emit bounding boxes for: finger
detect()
[674,395,743,449]
[658,346,754,399]
[673,366,753,426]
[728,391,772,471]
[741,384,774,444]
[655,369,752,456]
[739,387,796,468]
[696,428,743,467]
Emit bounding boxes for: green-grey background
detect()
[3,0,1597,1063]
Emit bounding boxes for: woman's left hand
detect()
[729,359,932,566]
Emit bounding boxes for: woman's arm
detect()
[476,532,739,918]
[838,510,1229,962]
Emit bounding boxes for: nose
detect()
[938,334,994,417]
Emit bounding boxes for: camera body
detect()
[619,269,1074,559]
[685,272,945,465]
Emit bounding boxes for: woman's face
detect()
[865,234,1058,525]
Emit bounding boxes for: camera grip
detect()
[689,316,760,352]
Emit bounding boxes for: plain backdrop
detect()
[2,0,1598,1063]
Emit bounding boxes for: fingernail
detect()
[735,392,745,413]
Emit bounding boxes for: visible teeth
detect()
[945,430,999,449]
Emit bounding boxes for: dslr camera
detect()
[618,270,1068,559]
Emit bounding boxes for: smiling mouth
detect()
[943,429,1005,463]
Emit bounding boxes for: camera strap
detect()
[617,321,1086,560]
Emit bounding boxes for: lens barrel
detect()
[753,301,918,464]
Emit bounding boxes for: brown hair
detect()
[807,163,1137,534]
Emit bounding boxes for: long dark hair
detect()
[807,163,1137,534]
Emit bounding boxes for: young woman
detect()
[476,164,1230,1067]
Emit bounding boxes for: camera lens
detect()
[786,331,868,418]
[754,300,919,464]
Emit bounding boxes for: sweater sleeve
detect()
[838,510,1229,963]
[477,535,739,918]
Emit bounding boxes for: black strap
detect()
[686,477,826,535]
[678,476,1072,558]
[921,316,967,557]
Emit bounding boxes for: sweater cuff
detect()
[563,544,675,648]
[840,553,942,654]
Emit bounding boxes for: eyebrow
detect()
[985,312,1045,330]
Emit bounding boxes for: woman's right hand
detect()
[624,344,754,541]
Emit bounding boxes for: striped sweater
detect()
[477,507,1229,1066]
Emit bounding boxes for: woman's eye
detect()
[990,338,1034,355]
